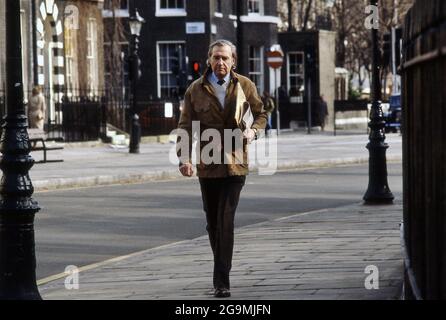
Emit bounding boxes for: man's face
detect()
[209,45,235,79]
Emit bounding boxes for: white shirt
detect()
[208,72,230,109]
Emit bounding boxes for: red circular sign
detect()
[267,50,284,69]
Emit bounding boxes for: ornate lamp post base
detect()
[363,144,394,204]
[0,0,41,299]
[0,115,41,300]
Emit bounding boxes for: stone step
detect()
[112,134,128,145]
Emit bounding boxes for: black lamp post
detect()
[0,0,41,299]
[363,0,394,204]
[128,9,145,154]
[306,53,313,135]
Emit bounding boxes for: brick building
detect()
[278,30,336,130]
[106,0,280,101]
[0,0,105,123]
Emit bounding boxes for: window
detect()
[64,27,79,96]
[248,0,263,15]
[248,46,264,94]
[216,0,222,13]
[287,52,305,103]
[160,0,185,9]
[104,42,129,100]
[232,0,238,15]
[104,0,128,10]
[86,18,99,95]
[158,42,186,98]
[156,0,186,16]
[103,0,129,18]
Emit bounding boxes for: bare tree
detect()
[278,0,413,94]
[277,0,414,95]
[103,0,129,130]
[301,0,313,30]
[277,0,319,32]
[104,0,127,94]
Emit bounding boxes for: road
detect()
[34,163,403,280]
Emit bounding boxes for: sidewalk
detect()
[34,131,404,300]
[29,131,402,191]
[38,201,403,300]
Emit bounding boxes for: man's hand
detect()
[243,128,256,144]
[179,163,194,177]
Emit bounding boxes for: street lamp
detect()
[128,9,145,154]
[0,0,41,299]
[363,0,394,204]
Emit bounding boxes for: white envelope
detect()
[235,83,253,130]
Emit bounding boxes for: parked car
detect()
[384,94,402,133]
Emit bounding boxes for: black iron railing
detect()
[0,89,181,142]
[137,100,181,136]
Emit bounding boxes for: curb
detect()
[33,170,184,192]
[32,155,402,192]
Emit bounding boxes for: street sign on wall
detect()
[186,22,205,34]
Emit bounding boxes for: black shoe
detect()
[214,288,231,298]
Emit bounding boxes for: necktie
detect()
[217,79,225,86]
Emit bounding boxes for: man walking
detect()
[261,91,275,136]
[316,95,329,131]
[176,40,267,298]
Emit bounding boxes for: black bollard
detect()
[129,113,141,154]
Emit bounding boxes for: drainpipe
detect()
[31,0,38,85]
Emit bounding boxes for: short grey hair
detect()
[207,39,238,66]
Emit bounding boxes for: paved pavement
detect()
[39,202,403,300]
[31,131,404,300]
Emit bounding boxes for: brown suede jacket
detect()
[176,69,267,178]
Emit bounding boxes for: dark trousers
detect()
[199,175,246,290]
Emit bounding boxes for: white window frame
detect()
[156,0,187,17]
[156,41,186,98]
[86,18,99,95]
[240,15,280,24]
[248,46,264,94]
[287,51,305,103]
[247,0,264,15]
